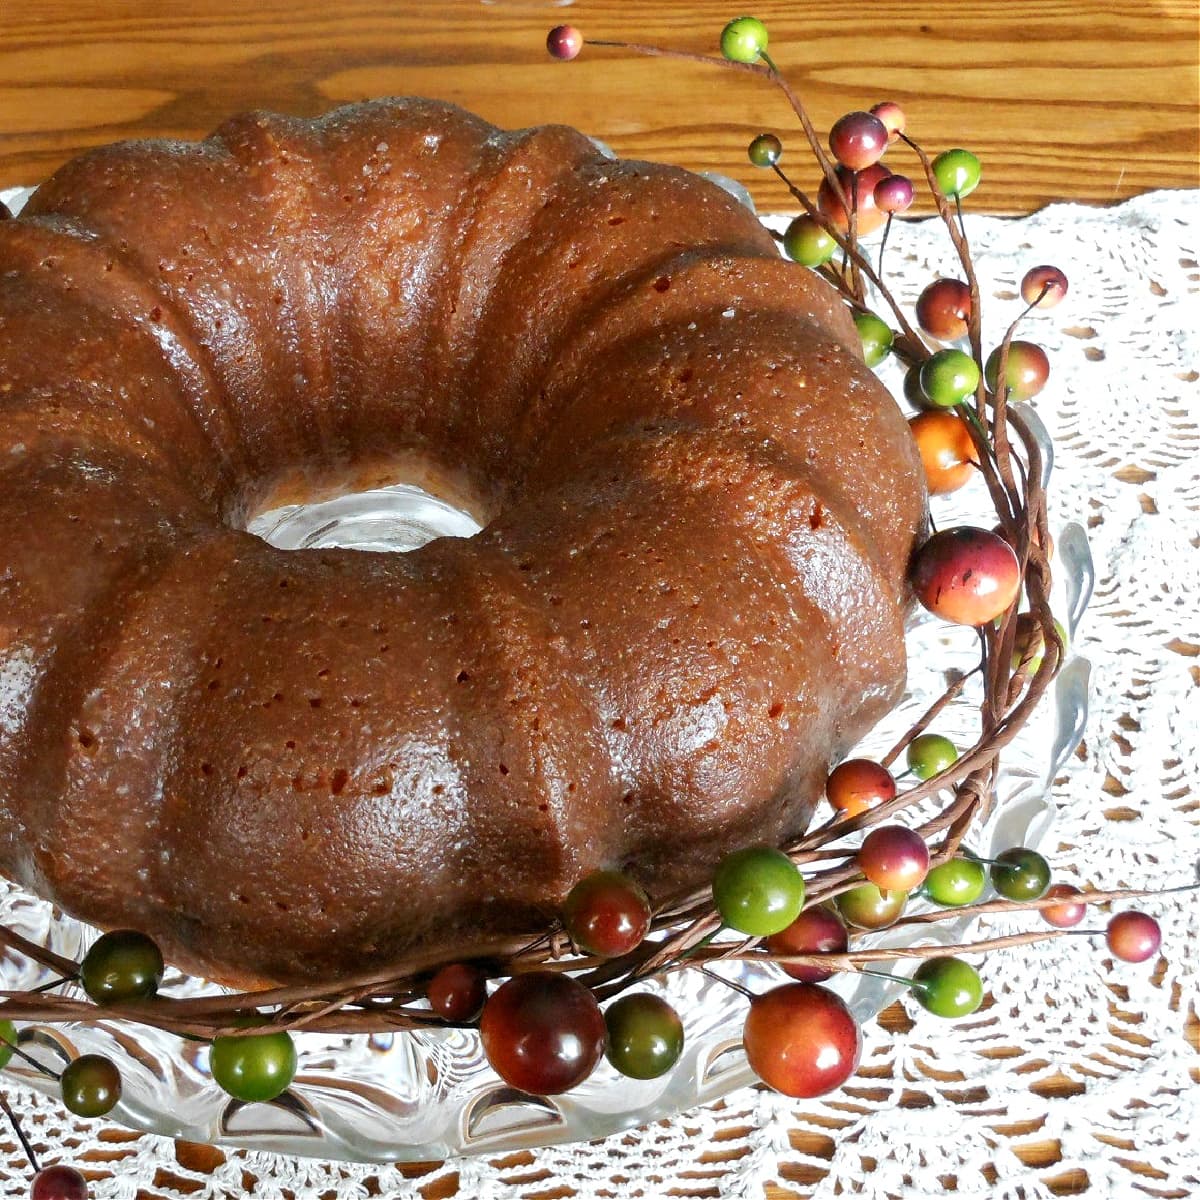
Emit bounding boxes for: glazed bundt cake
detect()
[0,98,926,986]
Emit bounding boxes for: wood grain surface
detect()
[0,2,1195,1197]
[0,0,1196,213]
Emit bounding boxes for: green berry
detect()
[906,733,958,780]
[990,847,1051,901]
[0,1019,17,1070]
[210,1029,297,1103]
[932,149,982,200]
[923,856,987,907]
[80,929,164,1005]
[712,845,805,937]
[60,1054,122,1117]
[835,883,908,930]
[782,215,836,267]
[854,311,894,368]
[912,956,983,1017]
[720,16,769,63]
[919,349,981,408]
[748,133,782,168]
[604,993,685,1080]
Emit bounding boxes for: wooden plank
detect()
[1,0,1196,211]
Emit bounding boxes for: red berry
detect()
[912,527,1022,626]
[869,101,906,143]
[985,340,1050,400]
[828,111,889,170]
[480,972,606,1094]
[744,982,861,1098]
[563,869,652,957]
[766,906,849,983]
[1040,884,1087,929]
[31,1166,88,1200]
[428,962,489,1022]
[916,278,972,340]
[817,163,891,236]
[546,25,583,61]
[825,758,896,818]
[1021,264,1068,309]
[908,411,978,495]
[874,174,914,214]
[1106,911,1162,964]
[858,826,930,891]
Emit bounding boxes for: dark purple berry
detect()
[546,25,583,61]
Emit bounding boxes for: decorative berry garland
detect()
[0,16,1185,1195]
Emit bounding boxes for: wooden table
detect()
[0,2,1195,1197]
[1,0,1196,212]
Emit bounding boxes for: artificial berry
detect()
[546,25,583,61]
[904,363,935,411]
[919,348,980,408]
[1040,883,1087,928]
[912,956,984,1017]
[766,905,849,983]
[990,847,1051,901]
[985,340,1050,399]
[828,111,889,170]
[480,971,606,1094]
[604,992,684,1080]
[1106,911,1162,963]
[858,825,930,891]
[932,148,982,199]
[782,214,836,267]
[906,732,959,780]
[908,410,977,495]
[817,162,892,236]
[80,929,164,1005]
[916,278,972,340]
[874,174,915,214]
[825,758,896,818]
[854,311,894,367]
[835,883,908,930]
[563,869,652,957]
[743,982,861,1098]
[30,1166,88,1200]
[210,1028,297,1103]
[1021,264,1069,309]
[720,16,769,63]
[1011,612,1069,674]
[428,962,489,1022]
[60,1054,121,1118]
[869,101,906,142]
[748,132,783,168]
[912,527,1022,626]
[0,1017,17,1069]
[923,856,987,907]
[712,846,805,937]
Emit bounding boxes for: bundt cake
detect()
[0,98,926,986]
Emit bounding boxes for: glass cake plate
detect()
[0,184,1093,1162]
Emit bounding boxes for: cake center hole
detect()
[247,482,483,554]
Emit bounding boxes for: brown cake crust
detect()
[0,98,926,985]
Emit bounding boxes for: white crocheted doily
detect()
[1,189,1197,1198]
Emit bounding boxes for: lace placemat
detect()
[1,188,1197,1199]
